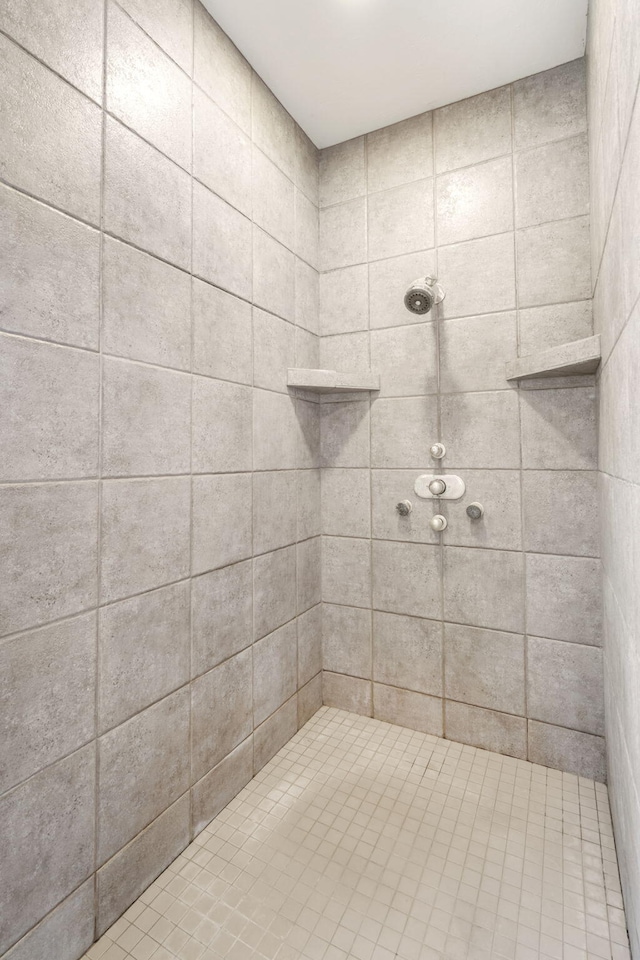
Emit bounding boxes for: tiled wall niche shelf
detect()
[288,368,380,393]
[506,335,601,381]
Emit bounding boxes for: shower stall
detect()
[0,0,638,957]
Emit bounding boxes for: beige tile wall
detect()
[0,0,322,955]
[318,60,605,785]
[588,0,640,954]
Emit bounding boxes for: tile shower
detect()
[0,2,637,960]
[317,58,603,774]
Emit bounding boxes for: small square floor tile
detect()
[82,708,627,960]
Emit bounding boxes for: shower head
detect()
[404,276,445,315]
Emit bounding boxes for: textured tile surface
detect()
[2,746,95,955]
[0,0,103,100]
[368,179,435,260]
[367,113,433,193]
[320,198,367,271]
[0,34,101,223]
[589,2,640,948]
[104,118,191,270]
[106,3,192,170]
[0,3,326,955]
[83,708,627,960]
[314,53,600,808]
[323,603,372,679]
[251,75,295,178]
[98,584,190,733]
[319,137,366,207]
[439,312,517,393]
[438,232,516,319]
[101,359,190,478]
[0,481,98,636]
[97,690,190,865]
[193,185,252,299]
[100,478,190,604]
[517,216,591,307]
[443,546,525,634]
[103,238,191,370]
[193,87,251,215]
[444,622,525,715]
[0,186,100,349]
[0,614,96,793]
[117,0,193,74]
[513,58,587,150]
[0,335,99,481]
[1,4,610,953]
[436,156,513,246]
[190,651,253,784]
[253,227,296,321]
[435,86,512,172]
[194,2,251,133]
[373,611,442,696]
[191,561,253,676]
[192,474,253,574]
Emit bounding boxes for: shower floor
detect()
[83,708,629,960]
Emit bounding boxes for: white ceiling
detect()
[202,0,588,148]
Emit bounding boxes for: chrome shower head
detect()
[404,276,445,315]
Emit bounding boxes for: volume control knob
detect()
[428,478,447,496]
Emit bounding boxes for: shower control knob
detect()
[466,502,484,520]
[430,442,446,460]
[430,514,448,532]
[428,478,447,496]
[396,500,412,516]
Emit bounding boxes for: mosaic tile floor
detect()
[84,708,630,960]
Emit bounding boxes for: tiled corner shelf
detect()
[287,368,380,393]
[506,335,601,381]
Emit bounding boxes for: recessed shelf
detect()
[287,368,380,393]
[505,335,601,381]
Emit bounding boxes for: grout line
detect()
[93,0,109,933]
[0,162,319,287]
[1,611,603,811]
[0,175,102,232]
[510,78,532,763]
[249,69,257,776]
[0,327,597,399]
[111,0,191,78]
[431,110,447,742]
[323,225,595,272]
[589,23,640,293]
[363,126,374,716]
[3,877,100,958]
[0,465,601,490]
[326,296,593,327]
[597,289,640,378]
[319,533,600,560]
[319,672,603,732]
[0,147,591,337]
[316,101,603,741]
[0,27,104,108]
[187,0,195,844]
[319,127,590,212]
